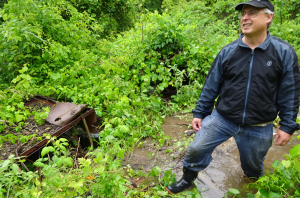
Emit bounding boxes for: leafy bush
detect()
[68,0,136,38]
[227,136,300,198]
[0,0,300,197]
[0,0,101,84]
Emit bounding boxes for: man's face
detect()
[240,5,273,37]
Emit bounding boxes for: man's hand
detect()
[274,129,291,146]
[192,118,202,132]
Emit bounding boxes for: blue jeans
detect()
[182,110,273,177]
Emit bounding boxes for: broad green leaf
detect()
[157,191,168,196]
[23,82,30,89]
[259,189,269,198]
[282,169,292,179]
[47,146,55,152]
[50,73,61,80]
[15,114,24,122]
[49,177,61,188]
[290,145,300,158]
[117,150,125,159]
[281,160,291,168]
[64,157,73,167]
[56,158,63,168]
[119,184,127,192]
[118,125,130,133]
[41,147,49,157]
[1,159,10,169]
[294,160,300,172]
[246,193,255,198]
[12,164,20,174]
[52,155,58,163]
[59,138,68,142]
[110,160,120,171]
[257,176,268,183]
[228,188,240,195]
[68,179,83,189]
[59,145,66,151]
[272,160,281,169]
[155,166,162,173]
[269,192,281,198]
[195,194,202,198]
[8,136,15,144]
[33,162,45,167]
[78,158,92,168]
[40,112,48,119]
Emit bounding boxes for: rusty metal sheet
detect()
[20,108,96,158]
[84,111,97,133]
[20,97,98,159]
[25,95,56,107]
[46,102,87,126]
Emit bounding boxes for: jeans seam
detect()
[233,124,241,137]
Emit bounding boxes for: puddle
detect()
[192,128,300,198]
[124,114,300,197]
[123,115,191,171]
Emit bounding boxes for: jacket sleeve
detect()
[277,47,300,135]
[192,52,224,119]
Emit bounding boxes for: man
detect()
[166,0,300,194]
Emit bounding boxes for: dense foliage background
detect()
[0,0,300,197]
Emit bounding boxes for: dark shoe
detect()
[166,168,198,194]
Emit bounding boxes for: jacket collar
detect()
[238,31,271,50]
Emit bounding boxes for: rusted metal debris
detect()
[20,96,97,158]
[46,102,87,126]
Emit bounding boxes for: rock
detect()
[185,130,195,136]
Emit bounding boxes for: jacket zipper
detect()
[242,49,254,124]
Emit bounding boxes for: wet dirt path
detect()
[124,114,300,197]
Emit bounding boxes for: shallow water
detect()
[125,114,300,197]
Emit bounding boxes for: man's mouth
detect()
[243,24,251,27]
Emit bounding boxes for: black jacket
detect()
[193,32,300,134]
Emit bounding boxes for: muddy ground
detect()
[1,107,299,197]
[124,113,300,197]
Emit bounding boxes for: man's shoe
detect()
[166,168,198,194]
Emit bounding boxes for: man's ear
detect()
[266,13,274,23]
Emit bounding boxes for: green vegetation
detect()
[227,136,300,198]
[0,0,300,197]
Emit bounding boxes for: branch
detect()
[0,119,17,127]
[285,184,300,198]
[140,184,157,192]
[75,137,81,169]
[15,145,29,172]
[9,88,25,99]
[25,31,49,44]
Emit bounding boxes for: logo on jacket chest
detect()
[267,61,272,66]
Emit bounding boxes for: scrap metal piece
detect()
[46,102,87,126]
[20,97,98,159]
[20,108,96,158]
[25,95,56,107]
[83,111,97,134]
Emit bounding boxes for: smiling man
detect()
[166,0,300,194]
